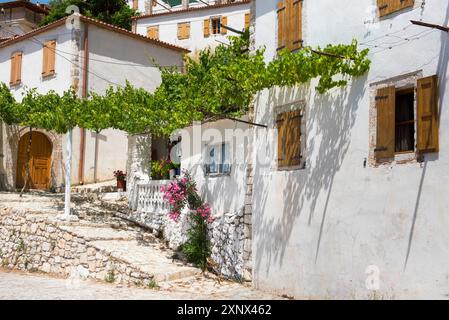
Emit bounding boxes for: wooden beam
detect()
[220,24,244,35]
[411,20,449,32]
[153,0,172,12]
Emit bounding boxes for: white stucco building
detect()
[0,0,49,38]
[250,0,449,299]
[131,0,251,53]
[0,14,187,191]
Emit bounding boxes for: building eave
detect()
[132,0,251,20]
[0,14,190,53]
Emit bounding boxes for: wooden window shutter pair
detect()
[277,0,303,51]
[244,13,251,29]
[375,75,439,159]
[10,51,23,86]
[377,0,414,18]
[177,22,190,40]
[277,110,302,168]
[221,16,228,35]
[147,26,159,40]
[42,40,56,77]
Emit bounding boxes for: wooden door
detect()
[16,132,52,190]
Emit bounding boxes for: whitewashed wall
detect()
[135,3,251,53]
[0,21,185,188]
[82,24,184,183]
[252,0,449,299]
[179,119,250,217]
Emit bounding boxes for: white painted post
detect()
[64,130,72,217]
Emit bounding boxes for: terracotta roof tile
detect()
[133,0,251,20]
[0,14,189,53]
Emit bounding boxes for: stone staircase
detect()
[0,192,201,287]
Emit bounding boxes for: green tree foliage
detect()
[0,34,371,137]
[40,0,138,30]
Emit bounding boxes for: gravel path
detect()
[0,270,280,300]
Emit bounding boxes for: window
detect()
[42,40,56,78]
[395,89,415,153]
[211,17,221,35]
[277,0,303,51]
[10,51,22,86]
[147,26,159,40]
[132,0,139,10]
[177,22,190,40]
[377,0,414,18]
[205,143,231,175]
[375,75,439,160]
[277,110,302,169]
[204,16,227,37]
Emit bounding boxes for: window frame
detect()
[210,16,222,35]
[204,142,232,176]
[275,104,306,171]
[371,72,439,166]
[394,87,416,154]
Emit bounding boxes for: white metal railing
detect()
[136,180,171,214]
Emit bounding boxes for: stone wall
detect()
[0,206,156,286]
[126,206,246,281]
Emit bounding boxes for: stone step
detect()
[59,225,139,241]
[90,240,201,282]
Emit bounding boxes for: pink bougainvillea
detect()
[160,171,213,223]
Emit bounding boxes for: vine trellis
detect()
[0,33,370,212]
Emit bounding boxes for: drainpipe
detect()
[79,24,88,185]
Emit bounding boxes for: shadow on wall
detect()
[253,75,367,276]
[404,5,449,271]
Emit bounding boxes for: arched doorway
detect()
[16,131,52,190]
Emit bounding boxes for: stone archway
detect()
[16,131,52,190]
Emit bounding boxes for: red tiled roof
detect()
[0,14,189,53]
[132,0,251,20]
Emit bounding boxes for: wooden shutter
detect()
[277,110,302,168]
[204,19,210,37]
[244,13,250,29]
[178,22,190,40]
[285,110,302,167]
[277,113,287,168]
[15,52,22,85]
[42,40,56,77]
[375,86,396,159]
[378,0,414,17]
[290,0,303,51]
[417,75,439,153]
[221,16,228,35]
[133,0,139,10]
[10,52,22,86]
[277,1,287,51]
[147,26,159,40]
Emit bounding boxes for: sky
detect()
[0,0,50,3]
